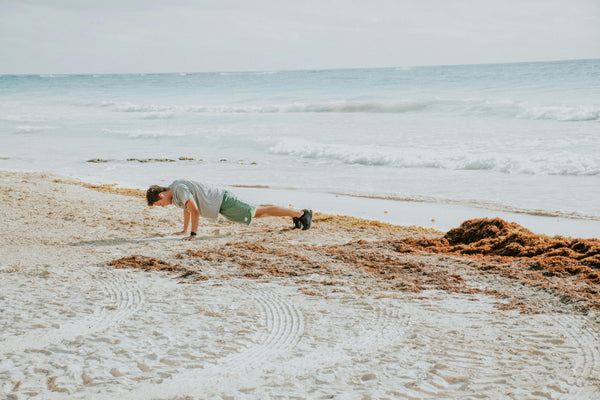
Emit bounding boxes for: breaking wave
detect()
[87,99,600,121]
[88,99,600,121]
[268,139,600,176]
[15,125,58,134]
[101,128,193,138]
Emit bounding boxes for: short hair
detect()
[146,185,169,206]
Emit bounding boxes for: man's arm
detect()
[173,209,190,235]
[183,198,200,241]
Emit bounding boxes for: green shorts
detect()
[219,191,257,225]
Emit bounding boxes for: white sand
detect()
[1,171,600,399]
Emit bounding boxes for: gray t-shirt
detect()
[169,179,225,220]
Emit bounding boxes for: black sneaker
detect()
[299,209,312,230]
[292,216,301,229]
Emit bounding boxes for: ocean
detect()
[1,59,599,236]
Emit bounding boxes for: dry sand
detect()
[1,170,600,399]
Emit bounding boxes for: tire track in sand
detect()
[86,267,145,332]
[554,314,600,399]
[396,309,600,399]
[119,281,304,400]
[363,302,411,348]
[329,298,411,363]
[0,267,144,354]
[227,282,304,364]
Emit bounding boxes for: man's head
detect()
[146,185,171,206]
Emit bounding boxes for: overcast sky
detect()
[1,0,599,74]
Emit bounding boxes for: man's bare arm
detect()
[173,209,190,235]
[183,198,200,241]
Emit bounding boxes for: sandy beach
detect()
[2,170,600,399]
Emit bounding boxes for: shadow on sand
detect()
[70,234,235,247]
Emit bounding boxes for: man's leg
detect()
[254,205,303,218]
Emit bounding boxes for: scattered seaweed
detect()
[54,178,145,198]
[126,158,176,163]
[185,239,484,296]
[86,158,112,163]
[187,243,327,278]
[79,183,145,198]
[312,213,439,236]
[108,255,208,281]
[108,216,600,312]
[109,255,180,271]
[87,157,202,163]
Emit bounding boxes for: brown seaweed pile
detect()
[396,218,600,309]
[403,218,600,274]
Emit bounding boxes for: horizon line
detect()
[1,57,598,77]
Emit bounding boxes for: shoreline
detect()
[230,185,600,239]
[6,166,597,239]
[2,170,600,399]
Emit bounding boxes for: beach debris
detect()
[52,178,145,198]
[109,368,123,378]
[361,373,377,381]
[187,243,326,279]
[109,255,179,272]
[47,377,68,393]
[81,373,93,385]
[86,158,111,163]
[137,363,151,372]
[126,158,176,163]
[87,157,203,163]
[108,255,208,282]
[82,182,145,198]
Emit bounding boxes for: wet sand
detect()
[1,170,600,399]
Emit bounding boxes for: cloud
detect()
[1,0,599,74]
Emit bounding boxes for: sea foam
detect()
[101,128,192,138]
[269,139,600,176]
